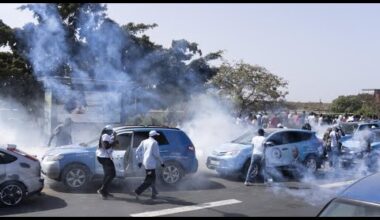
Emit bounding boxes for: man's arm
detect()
[47,126,62,146]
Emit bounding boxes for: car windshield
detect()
[319,199,380,217]
[231,130,271,145]
[341,123,358,135]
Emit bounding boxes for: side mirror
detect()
[264,141,274,147]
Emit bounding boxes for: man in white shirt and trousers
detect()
[134,130,165,200]
[96,125,118,199]
[245,128,267,185]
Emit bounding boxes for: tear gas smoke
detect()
[180,93,252,171]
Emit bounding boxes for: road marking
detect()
[130,199,242,217]
[319,180,357,188]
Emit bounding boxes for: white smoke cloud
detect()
[180,93,249,170]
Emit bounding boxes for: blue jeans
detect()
[245,155,265,183]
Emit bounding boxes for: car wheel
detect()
[0,181,26,206]
[160,161,184,185]
[304,155,318,174]
[62,164,90,191]
[240,159,259,181]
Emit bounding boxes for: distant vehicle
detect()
[206,128,324,180]
[340,129,380,170]
[318,172,380,216]
[339,122,380,143]
[41,126,198,191]
[0,144,44,206]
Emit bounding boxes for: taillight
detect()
[8,148,39,162]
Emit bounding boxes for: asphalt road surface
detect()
[0,166,362,217]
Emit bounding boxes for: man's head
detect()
[103,125,113,135]
[257,128,265,136]
[149,130,160,137]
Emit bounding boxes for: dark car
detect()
[318,172,380,216]
[41,126,198,190]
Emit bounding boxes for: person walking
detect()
[134,130,165,200]
[96,125,118,199]
[245,128,267,185]
[48,117,73,147]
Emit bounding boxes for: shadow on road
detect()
[47,171,226,194]
[0,193,67,216]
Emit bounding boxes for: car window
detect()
[319,199,380,217]
[132,131,169,148]
[115,133,132,151]
[0,151,17,164]
[341,123,358,135]
[267,133,283,145]
[232,130,271,145]
[359,124,379,131]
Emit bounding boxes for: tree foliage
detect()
[209,61,288,114]
[330,93,380,117]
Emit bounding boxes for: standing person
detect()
[245,128,267,185]
[134,130,165,200]
[48,117,73,147]
[96,125,118,199]
[322,127,333,165]
[329,127,340,168]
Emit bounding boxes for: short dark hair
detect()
[257,128,265,136]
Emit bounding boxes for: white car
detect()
[0,144,44,206]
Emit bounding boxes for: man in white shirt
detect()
[96,125,118,199]
[245,128,266,185]
[328,127,340,168]
[134,130,165,200]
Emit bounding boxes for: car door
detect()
[265,131,297,167]
[112,132,133,178]
[0,150,7,180]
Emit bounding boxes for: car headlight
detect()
[224,150,240,156]
[45,154,64,161]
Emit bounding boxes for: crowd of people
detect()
[235,110,379,130]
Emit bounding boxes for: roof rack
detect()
[113,125,180,131]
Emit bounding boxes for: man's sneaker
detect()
[133,191,140,201]
[97,189,107,200]
[151,194,157,199]
[244,182,254,186]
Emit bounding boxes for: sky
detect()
[0,3,379,103]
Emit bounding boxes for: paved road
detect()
[0,168,359,217]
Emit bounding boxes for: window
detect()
[0,151,17,164]
[319,199,380,217]
[133,132,149,148]
[267,133,284,146]
[132,131,170,148]
[115,133,132,151]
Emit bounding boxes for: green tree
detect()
[209,61,288,115]
[331,93,380,117]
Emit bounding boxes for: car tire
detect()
[62,164,91,191]
[240,159,259,181]
[0,181,26,206]
[159,161,184,185]
[304,155,318,174]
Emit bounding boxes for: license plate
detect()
[209,160,220,166]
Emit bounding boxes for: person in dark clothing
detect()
[96,125,118,199]
[302,122,312,131]
[48,117,73,147]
